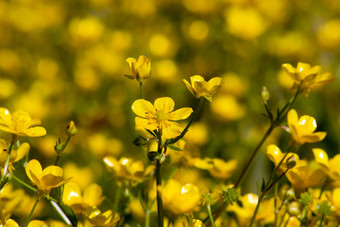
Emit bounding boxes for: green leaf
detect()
[168,145,182,151]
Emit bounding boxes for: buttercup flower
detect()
[193,157,238,180]
[62,182,105,216]
[266,144,299,174]
[125,55,151,82]
[161,179,201,215]
[282,62,334,95]
[183,75,223,102]
[0,108,46,138]
[287,109,326,146]
[312,148,340,181]
[86,207,120,227]
[103,156,155,183]
[25,159,67,196]
[286,160,325,190]
[0,139,30,171]
[27,220,48,227]
[131,97,193,138]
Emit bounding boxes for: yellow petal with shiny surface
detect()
[62,182,82,205]
[26,159,42,186]
[168,107,193,121]
[24,126,47,137]
[14,142,30,162]
[83,184,104,207]
[0,107,12,126]
[298,115,317,133]
[154,97,174,113]
[40,166,64,188]
[131,99,155,118]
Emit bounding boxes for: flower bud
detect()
[287,201,300,216]
[132,136,147,146]
[286,155,297,169]
[285,188,295,201]
[66,121,78,136]
[261,86,270,103]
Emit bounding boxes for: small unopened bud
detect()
[54,143,63,153]
[285,188,295,200]
[287,201,300,216]
[66,121,78,136]
[261,86,270,103]
[286,155,297,169]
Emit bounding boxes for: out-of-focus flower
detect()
[313,148,340,181]
[193,158,238,180]
[103,156,155,183]
[184,123,208,145]
[282,62,334,95]
[287,109,326,146]
[125,55,151,82]
[183,75,223,102]
[0,108,46,138]
[27,220,48,227]
[317,20,340,49]
[63,162,95,190]
[25,159,67,196]
[190,219,205,227]
[220,73,248,98]
[131,97,193,139]
[63,182,104,216]
[161,179,201,215]
[0,219,19,227]
[225,6,268,40]
[330,188,340,216]
[1,183,26,219]
[0,79,16,100]
[286,160,325,190]
[128,199,145,222]
[149,34,177,57]
[211,95,245,121]
[88,133,122,158]
[266,144,299,174]
[86,207,120,227]
[69,17,104,45]
[0,139,30,171]
[227,193,258,226]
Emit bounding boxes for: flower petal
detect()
[0,107,12,126]
[24,126,47,137]
[162,122,183,139]
[168,107,193,121]
[183,79,197,97]
[63,182,82,205]
[312,148,329,167]
[83,184,105,207]
[287,109,298,130]
[298,115,317,133]
[131,99,155,118]
[14,142,30,162]
[135,117,157,130]
[154,97,174,113]
[40,166,64,188]
[301,131,326,143]
[26,159,43,186]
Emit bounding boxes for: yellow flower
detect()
[27,220,48,227]
[330,188,340,216]
[62,182,105,216]
[125,55,151,82]
[25,159,67,196]
[103,156,155,183]
[282,62,334,95]
[183,75,223,102]
[287,109,326,146]
[0,183,26,220]
[131,97,193,138]
[86,207,120,227]
[286,160,325,190]
[0,139,30,171]
[193,157,238,180]
[0,219,19,227]
[0,108,46,138]
[312,148,340,181]
[266,144,299,174]
[227,193,258,226]
[161,179,201,215]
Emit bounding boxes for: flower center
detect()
[155,110,167,122]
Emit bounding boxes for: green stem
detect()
[274,184,278,227]
[12,175,58,203]
[235,124,275,188]
[140,82,144,99]
[168,97,204,145]
[278,210,287,227]
[318,215,325,227]
[1,142,14,183]
[156,160,163,227]
[207,204,216,227]
[145,209,150,227]
[156,131,163,227]
[25,196,40,227]
[55,136,72,166]
[113,183,121,211]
